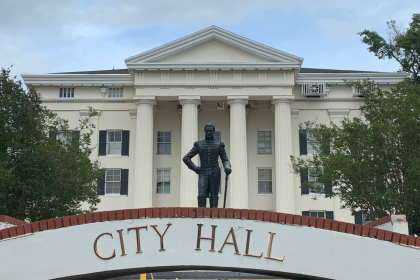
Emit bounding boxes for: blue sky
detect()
[1,0,419,81]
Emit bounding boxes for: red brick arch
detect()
[1,207,418,247]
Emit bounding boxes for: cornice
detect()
[296,72,408,84]
[21,74,133,86]
[130,63,301,71]
[293,98,364,102]
[41,99,135,103]
[133,83,295,88]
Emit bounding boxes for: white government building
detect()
[22,26,406,224]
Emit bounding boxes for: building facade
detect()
[22,26,406,223]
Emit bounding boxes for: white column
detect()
[272,98,295,213]
[227,97,249,209]
[133,98,156,208]
[179,97,200,207]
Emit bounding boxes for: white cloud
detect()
[1,0,419,81]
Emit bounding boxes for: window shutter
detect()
[326,211,334,220]
[121,130,130,156]
[120,169,129,195]
[49,131,56,139]
[355,211,363,225]
[98,131,107,156]
[325,181,332,195]
[97,173,105,195]
[301,169,309,195]
[302,211,310,216]
[299,130,307,155]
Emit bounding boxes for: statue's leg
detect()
[197,174,208,207]
[209,168,221,208]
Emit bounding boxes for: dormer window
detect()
[301,83,329,98]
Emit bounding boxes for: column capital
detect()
[179,96,201,106]
[133,96,157,106]
[271,97,294,105]
[227,95,249,105]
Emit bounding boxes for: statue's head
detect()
[204,123,215,139]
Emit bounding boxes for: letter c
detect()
[94,232,116,260]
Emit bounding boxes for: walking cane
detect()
[223,174,229,208]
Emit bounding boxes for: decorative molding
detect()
[135,71,145,83]
[294,98,364,102]
[21,74,133,87]
[42,100,135,103]
[233,71,242,83]
[291,108,300,118]
[161,70,170,83]
[209,70,218,83]
[185,70,195,83]
[258,70,267,84]
[296,72,407,85]
[79,109,90,117]
[128,109,137,119]
[328,108,350,116]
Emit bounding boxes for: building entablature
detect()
[296,72,408,85]
[21,73,133,87]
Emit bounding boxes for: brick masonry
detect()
[0,208,418,248]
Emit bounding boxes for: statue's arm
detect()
[219,142,231,172]
[182,142,200,172]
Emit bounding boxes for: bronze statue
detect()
[183,123,231,208]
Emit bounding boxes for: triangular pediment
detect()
[125,26,303,70]
[151,39,275,63]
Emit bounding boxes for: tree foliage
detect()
[359,13,420,84]
[0,68,103,222]
[291,80,420,234]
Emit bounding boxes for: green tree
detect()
[0,68,103,222]
[359,13,420,84]
[291,80,420,234]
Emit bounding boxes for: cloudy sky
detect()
[1,0,419,81]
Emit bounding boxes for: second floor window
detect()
[300,130,324,156]
[107,131,122,155]
[257,131,272,154]
[157,131,171,155]
[59,88,74,98]
[98,130,130,156]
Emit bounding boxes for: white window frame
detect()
[107,87,124,99]
[106,130,123,156]
[105,169,121,196]
[306,131,320,156]
[157,131,171,155]
[155,169,171,195]
[58,88,74,99]
[257,168,273,195]
[308,168,324,195]
[308,210,326,218]
[257,131,272,155]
